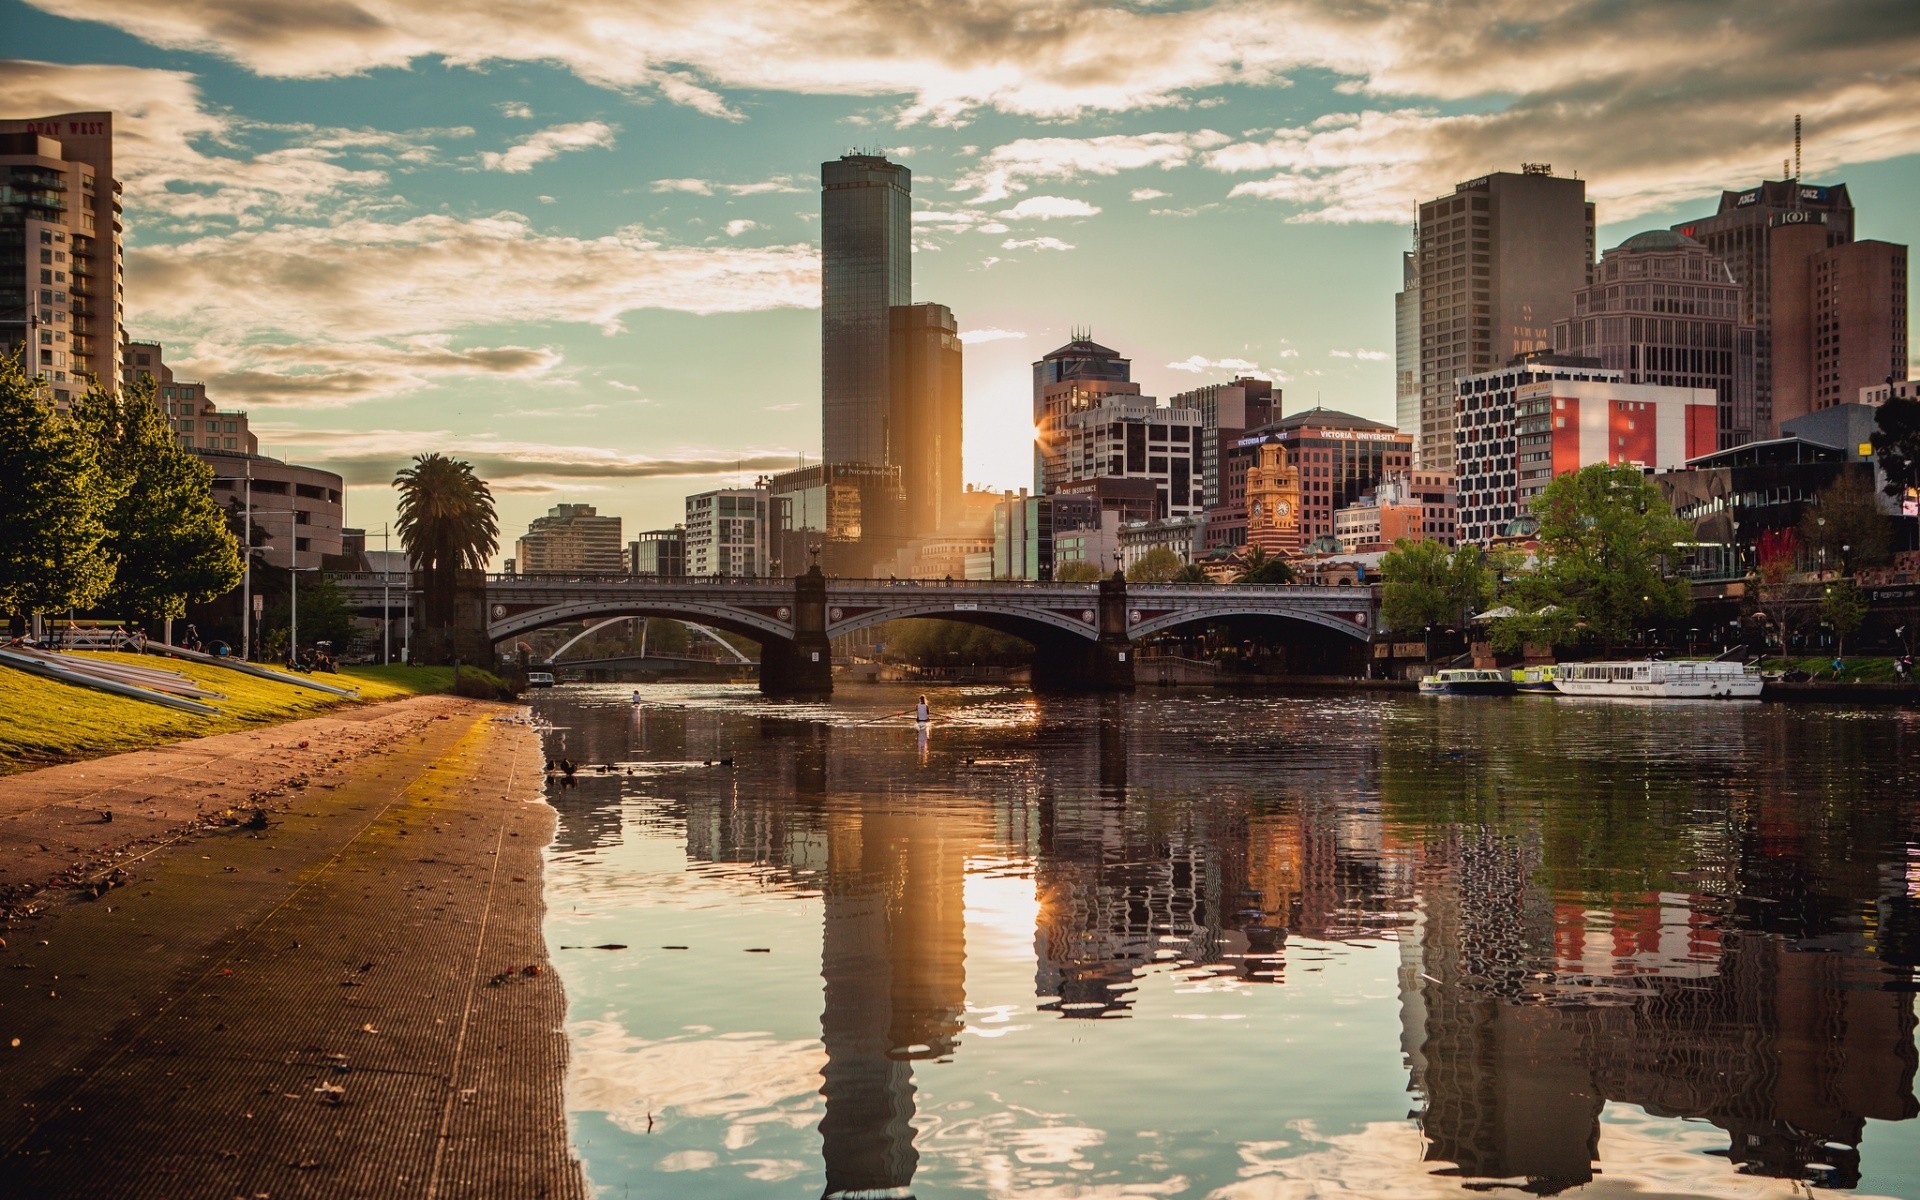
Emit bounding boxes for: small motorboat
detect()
[1418,668,1517,696]
[1512,665,1558,694]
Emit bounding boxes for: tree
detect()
[0,354,115,621]
[1238,548,1295,585]
[1172,562,1211,583]
[72,375,242,627]
[1379,538,1490,633]
[1529,463,1691,647]
[1821,578,1869,658]
[1054,559,1104,582]
[1797,470,1892,571]
[393,453,498,650]
[1871,395,1920,499]
[1126,547,1186,583]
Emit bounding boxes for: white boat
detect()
[1417,668,1516,696]
[527,671,555,688]
[1552,659,1762,699]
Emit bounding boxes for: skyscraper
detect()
[1415,167,1594,474]
[888,302,962,537]
[821,154,911,467]
[1672,179,1855,438]
[1767,233,1907,429]
[1395,249,1420,437]
[1032,334,1132,491]
[0,112,124,406]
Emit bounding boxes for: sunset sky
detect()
[5,0,1919,545]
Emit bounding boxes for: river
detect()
[532,682,1920,1198]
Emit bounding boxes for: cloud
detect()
[724,219,758,236]
[1327,348,1386,360]
[1167,355,1266,375]
[479,120,617,173]
[956,130,1229,202]
[1001,236,1075,252]
[958,328,1027,345]
[496,101,534,119]
[651,175,807,196]
[1130,188,1170,201]
[183,341,563,407]
[998,196,1101,221]
[253,427,810,487]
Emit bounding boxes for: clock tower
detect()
[1244,440,1302,557]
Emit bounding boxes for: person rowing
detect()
[915,694,931,724]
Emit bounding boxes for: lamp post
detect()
[289,566,319,665]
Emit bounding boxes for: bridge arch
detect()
[489,599,793,647]
[827,601,1099,644]
[1127,604,1372,642]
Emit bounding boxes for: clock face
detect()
[1275,501,1291,518]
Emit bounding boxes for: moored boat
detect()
[1552,659,1762,699]
[1418,668,1517,696]
[1512,665,1558,694]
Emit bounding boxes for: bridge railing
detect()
[486,573,1373,594]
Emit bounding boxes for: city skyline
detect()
[5,1,1920,550]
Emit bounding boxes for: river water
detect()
[532,682,1920,1199]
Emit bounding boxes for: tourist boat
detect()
[1512,665,1558,694]
[1417,668,1517,696]
[527,671,555,688]
[1552,659,1762,699]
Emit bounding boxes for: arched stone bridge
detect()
[474,570,1377,694]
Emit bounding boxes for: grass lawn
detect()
[0,654,463,773]
[1757,655,1906,684]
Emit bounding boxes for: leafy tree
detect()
[1528,463,1691,647]
[1054,559,1104,582]
[1172,563,1211,583]
[0,354,115,621]
[72,375,242,627]
[1750,555,1823,668]
[1797,470,1891,571]
[1871,395,1920,499]
[881,618,1029,665]
[1126,546,1187,583]
[1379,538,1490,633]
[1238,548,1295,585]
[393,453,498,650]
[1821,578,1869,658]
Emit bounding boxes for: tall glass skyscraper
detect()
[822,154,912,467]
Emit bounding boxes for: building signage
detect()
[1317,430,1403,442]
[1770,210,1826,228]
[12,119,108,137]
[1735,189,1760,206]
[1800,185,1829,203]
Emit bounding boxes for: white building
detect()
[684,487,769,577]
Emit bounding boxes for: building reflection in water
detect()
[546,689,1920,1197]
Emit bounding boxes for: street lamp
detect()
[288,566,319,665]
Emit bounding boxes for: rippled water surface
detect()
[534,683,1920,1198]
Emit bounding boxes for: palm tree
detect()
[393,454,498,660]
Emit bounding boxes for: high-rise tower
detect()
[821,154,911,467]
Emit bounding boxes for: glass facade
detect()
[822,155,911,467]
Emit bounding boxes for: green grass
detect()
[0,654,469,773]
[1756,655,1905,684]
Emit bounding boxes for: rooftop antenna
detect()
[1794,114,1802,183]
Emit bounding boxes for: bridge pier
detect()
[760,566,834,697]
[1031,572,1135,692]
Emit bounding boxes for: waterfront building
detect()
[821,153,911,468]
[1168,375,1280,548]
[991,491,1104,580]
[767,461,906,577]
[1228,409,1412,550]
[1767,233,1907,429]
[1453,353,1716,545]
[1335,471,1456,553]
[124,340,256,454]
[513,504,623,575]
[1672,178,1855,438]
[1655,423,1874,578]
[684,486,769,577]
[1552,230,1757,448]
[0,112,124,404]
[1395,248,1420,437]
[1415,166,1595,473]
[1033,334,1132,491]
[887,302,963,538]
[629,527,685,578]
[202,449,345,570]
[1119,516,1205,572]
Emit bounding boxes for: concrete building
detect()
[1119,516,1204,572]
[1553,230,1757,448]
[821,154,911,468]
[1395,248,1420,437]
[0,113,124,405]
[887,302,963,538]
[1033,334,1132,491]
[1335,471,1456,553]
[1673,178,1855,438]
[1228,409,1413,550]
[1168,374,1280,548]
[1768,233,1907,429]
[1415,166,1595,473]
[1454,354,1716,545]
[1861,379,1920,406]
[124,341,256,454]
[767,461,905,577]
[991,491,1105,580]
[202,450,345,570]
[1040,386,1205,523]
[684,486,769,577]
[513,504,623,575]
[629,527,685,578]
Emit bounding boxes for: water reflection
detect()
[540,686,1920,1198]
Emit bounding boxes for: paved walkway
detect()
[0,697,584,1199]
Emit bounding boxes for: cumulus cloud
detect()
[496,101,534,119]
[479,120,617,173]
[1327,348,1388,361]
[251,428,810,488]
[651,175,806,196]
[956,130,1229,202]
[1130,187,1170,201]
[1001,236,1075,252]
[1167,355,1266,375]
[998,196,1101,221]
[724,219,758,236]
[184,340,563,407]
[958,328,1028,344]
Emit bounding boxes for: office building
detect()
[767,461,905,577]
[821,153,911,467]
[1,113,124,405]
[991,491,1106,580]
[684,487,768,577]
[1044,391,1205,522]
[1227,409,1413,550]
[1862,379,1920,406]
[1768,234,1907,428]
[1454,354,1716,544]
[123,340,257,454]
[1119,516,1204,571]
[1553,230,1757,448]
[1395,248,1420,437]
[1033,334,1132,490]
[203,451,345,570]
[514,504,623,575]
[1415,166,1595,474]
[1673,179,1855,437]
[888,302,963,537]
[629,527,685,578]
[1335,471,1456,553]
[1169,375,1280,547]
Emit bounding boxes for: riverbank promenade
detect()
[0,696,583,1198]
